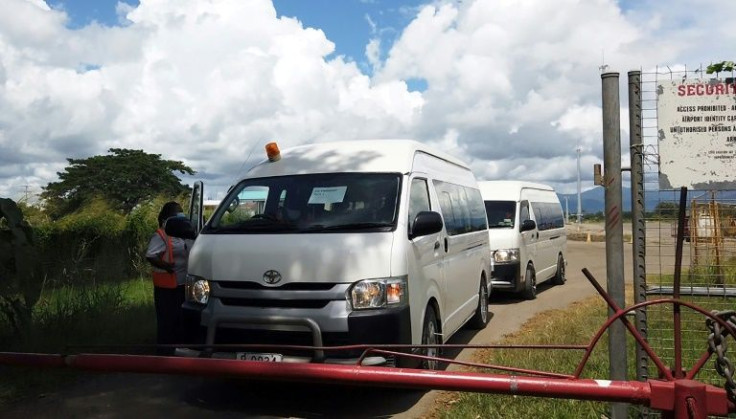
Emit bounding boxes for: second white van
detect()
[478,181,567,300]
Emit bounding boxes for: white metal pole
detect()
[577,147,582,227]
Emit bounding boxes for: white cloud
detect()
[1,0,736,201]
[0,0,423,200]
[365,38,381,71]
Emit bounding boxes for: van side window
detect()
[520,201,530,223]
[457,188,470,232]
[547,203,565,228]
[408,178,431,231]
[439,191,456,232]
[549,203,564,228]
[467,188,488,231]
[432,180,487,236]
[532,203,544,229]
[530,202,564,231]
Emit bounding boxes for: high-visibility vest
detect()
[152,228,177,289]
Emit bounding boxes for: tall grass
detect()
[646,257,736,387]
[433,297,619,418]
[0,278,155,407]
[0,197,181,407]
[648,255,736,288]
[433,289,735,418]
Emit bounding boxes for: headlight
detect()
[186,274,210,305]
[348,277,407,310]
[493,248,519,263]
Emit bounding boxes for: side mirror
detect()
[410,211,443,239]
[520,219,536,232]
[164,216,196,240]
[227,197,240,213]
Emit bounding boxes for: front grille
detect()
[215,328,351,346]
[218,297,331,309]
[218,281,338,291]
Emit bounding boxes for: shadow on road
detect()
[3,324,491,419]
[171,325,490,418]
[181,377,427,418]
[488,280,556,306]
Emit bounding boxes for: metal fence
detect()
[637,68,736,413]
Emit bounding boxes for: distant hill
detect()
[557,188,736,214]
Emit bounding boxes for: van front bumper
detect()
[181,302,412,365]
[491,261,522,292]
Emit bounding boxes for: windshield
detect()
[485,200,516,228]
[205,173,401,234]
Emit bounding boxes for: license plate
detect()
[237,352,283,362]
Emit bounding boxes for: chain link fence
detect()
[637,68,736,416]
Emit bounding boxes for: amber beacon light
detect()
[265,142,281,162]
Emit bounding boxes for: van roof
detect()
[477,180,556,201]
[246,139,469,177]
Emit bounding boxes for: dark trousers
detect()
[153,285,185,355]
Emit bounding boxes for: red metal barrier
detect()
[2,270,736,418]
[0,351,732,417]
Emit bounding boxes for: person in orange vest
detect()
[145,201,192,355]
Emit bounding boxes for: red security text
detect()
[677,82,736,96]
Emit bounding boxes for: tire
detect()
[421,306,441,370]
[467,277,490,329]
[521,264,536,300]
[551,254,566,285]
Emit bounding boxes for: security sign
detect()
[657,78,736,190]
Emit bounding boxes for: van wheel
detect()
[468,277,490,329]
[551,254,566,285]
[421,306,441,370]
[521,265,537,300]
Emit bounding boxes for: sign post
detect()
[602,71,628,419]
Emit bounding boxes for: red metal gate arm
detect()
[1,352,734,416]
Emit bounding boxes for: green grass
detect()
[645,295,735,389]
[434,297,618,418]
[433,290,736,418]
[648,255,736,287]
[0,278,156,407]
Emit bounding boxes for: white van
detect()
[179,140,491,368]
[477,181,567,300]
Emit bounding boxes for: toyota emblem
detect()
[263,270,282,285]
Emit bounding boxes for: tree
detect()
[706,61,735,75]
[652,201,679,219]
[41,149,195,217]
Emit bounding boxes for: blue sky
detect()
[52,0,139,27]
[53,0,432,91]
[273,1,422,69]
[2,0,735,201]
[56,0,425,75]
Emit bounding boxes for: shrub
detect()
[0,198,43,339]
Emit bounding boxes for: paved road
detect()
[3,240,629,419]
